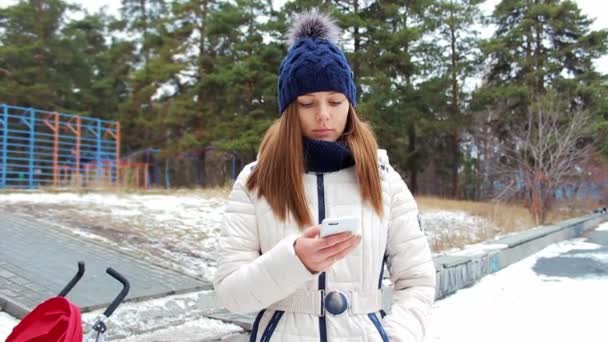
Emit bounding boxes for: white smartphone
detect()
[320,216,361,238]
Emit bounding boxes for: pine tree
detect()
[119,0,168,150]
[427,0,484,197]
[0,0,76,109]
[61,12,133,119]
[358,0,438,194]
[476,0,608,130]
[202,0,282,163]
[473,0,608,202]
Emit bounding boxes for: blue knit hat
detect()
[278,9,356,114]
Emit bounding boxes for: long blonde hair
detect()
[246,102,383,228]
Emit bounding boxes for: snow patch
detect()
[596,221,608,231]
[426,237,608,342]
[0,312,18,341]
[113,318,242,342]
[0,192,225,281]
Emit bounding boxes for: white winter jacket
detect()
[214,150,436,342]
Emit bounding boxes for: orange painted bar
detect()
[42,112,60,186]
[104,122,121,187]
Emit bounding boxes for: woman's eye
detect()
[299,102,314,107]
[329,101,343,106]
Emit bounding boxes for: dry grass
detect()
[417,196,601,252]
[417,195,599,234]
[428,229,495,253]
[545,198,600,223]
[417,196,535,234]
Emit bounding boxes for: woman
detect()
[213,9,436,342]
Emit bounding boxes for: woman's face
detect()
[296,91,350,142]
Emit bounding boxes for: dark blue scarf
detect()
[303,137,355,173]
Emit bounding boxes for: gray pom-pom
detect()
[286,8,341,47]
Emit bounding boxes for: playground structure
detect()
[0,104,148,189]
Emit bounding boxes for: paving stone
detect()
[0,213,211,318]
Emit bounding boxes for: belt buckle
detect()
[322,290,349,317]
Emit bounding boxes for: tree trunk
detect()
[451,132,460,198]
[408,123,418,194]
[353,0,362,101]
[534,10,545,93]
[449,12,460,198]
[199,149,208,187]
[140,0,149,82]
[197,0,209,142]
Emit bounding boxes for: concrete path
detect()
[533,228,608,278]
[0,213,210,318]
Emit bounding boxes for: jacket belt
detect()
[268,289,384,316]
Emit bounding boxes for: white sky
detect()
[1,0,607,73]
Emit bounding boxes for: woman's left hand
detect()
[294,225,361,273]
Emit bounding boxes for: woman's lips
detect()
[313,129,334,137]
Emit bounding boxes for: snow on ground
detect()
[0,192,225,281]
[0,192,500,282]
[0,290,244,342]
[3,191,589,341]
[0,312,19,341]
[426,226,608,342]
[4,230,606,341]
[421,210,500,241]
[79,290,243,341]
[111,319,243,342]
[421,210,502,250]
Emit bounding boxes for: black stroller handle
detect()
[58,261,85,297]
[103,267,130,318]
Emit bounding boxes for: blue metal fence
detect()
[0,104,120,189]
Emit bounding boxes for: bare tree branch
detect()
[489,92,595,223]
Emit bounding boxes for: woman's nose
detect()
[316,102,331,122]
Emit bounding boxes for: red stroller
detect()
[6,262,130,342]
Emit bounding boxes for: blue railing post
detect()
[96,119,102,181]
[1,104,121,190]
[28,108,36,189]
[1,104,7,188]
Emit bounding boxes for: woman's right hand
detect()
[294,225,361,274]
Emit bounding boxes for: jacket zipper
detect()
[256,174,327,342]
[317,173,328,342]
[379,254,387,318]
[260,310,284,342]
[250,309,266,342]
[316,173,388,341]
[368,312,389,342]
